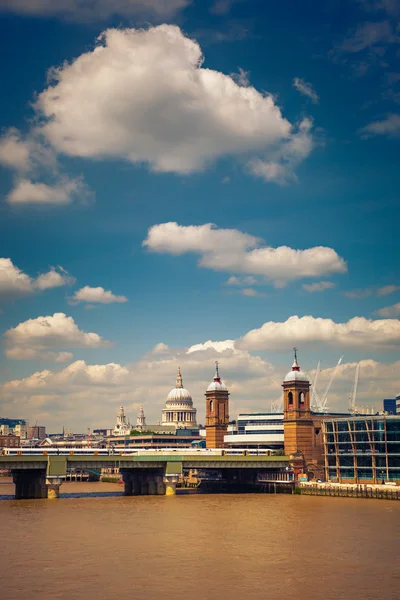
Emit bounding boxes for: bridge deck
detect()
[0,453,290,473]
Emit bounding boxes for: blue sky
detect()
[0,0,399,431]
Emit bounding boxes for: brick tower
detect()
[283,348,313,464]
[205,362,229,449]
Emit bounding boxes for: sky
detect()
[0,0,399,432]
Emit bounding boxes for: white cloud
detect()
[4,312,111,361]
[0,129,32,171]
[377,284,399,296]
[302,281,335,293]
[0,258,74,301]
[293,77,319,103]
[375,302,400,317]
[247,118,314,184]
[241,287,262,297]
[344,284,399,299]
[151,342,170,354]
[70,286,128,304]
[0,128,90,206]
[35,267,75,290]
[344,288,373,299]
[0,257,34,298]
[238,314,400,351]
[360,114,400,137]
[187,339,235,354]
[0,0,189,20]
[143,222,347,286]
[335,20,395,54]
[6,177,89,205]
[210,0,242,15]
[31,25,314,181]
[225,275,257,286]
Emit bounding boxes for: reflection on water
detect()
[0,479,399,600]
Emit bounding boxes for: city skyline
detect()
[0,0,399,430]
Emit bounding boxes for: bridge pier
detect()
[46,477,64,499]
[12,470,47,499]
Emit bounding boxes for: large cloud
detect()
[238,314,400,350]
[32,25,312,180]
[0,0,189,20]
[0,258,74,301]
[4,312,111,361]
[143,222,347,285]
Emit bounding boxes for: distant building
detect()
[383,399,397,415]
[0,425,10,435]
[0,418,27,429]
[27,425,46,440]
[0,434,20,448]
[14,424,29,439]
[224,413,284,450]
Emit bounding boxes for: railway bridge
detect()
[0,452,294,499]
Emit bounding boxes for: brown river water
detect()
[0,479,399,600]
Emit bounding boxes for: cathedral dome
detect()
[166,367,193,405]
[166,387,193,404]
[283,349,309,383]
[206,362,229,392]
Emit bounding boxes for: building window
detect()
[299,392,305,405]
[288,392,293,405]
[210,400,214,412]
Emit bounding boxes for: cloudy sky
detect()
[0,0,399,432]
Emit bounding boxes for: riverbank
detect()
[298,481,400,500]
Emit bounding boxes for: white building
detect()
[112,405,131,436]
[224,413,284,450]
[14,424,29,439]
[161,368,197,428]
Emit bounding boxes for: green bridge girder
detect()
[0,454,291,477]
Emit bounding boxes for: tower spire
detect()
[292,347,300,371]
[176,367,183,389]
[214,360,220,382]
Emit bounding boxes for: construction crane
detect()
[311,360,321,409]
[320,355,344,412]
[29,420,38,440]
[349,362,360,415]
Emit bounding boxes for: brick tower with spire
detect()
[205,362,230,449]
[283,348,313,464]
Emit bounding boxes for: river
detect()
[0,479,399,600]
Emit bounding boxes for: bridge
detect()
[0,452,294,499]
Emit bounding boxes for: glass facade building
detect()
[323,415,400,483]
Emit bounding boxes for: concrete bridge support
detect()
[12,470,47,499]
[46,477,64,499]
[121,471,168,496]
